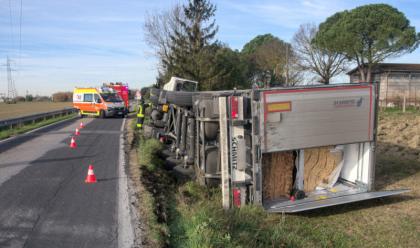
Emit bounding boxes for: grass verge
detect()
[129,121,174,247]
[0,113,76,140]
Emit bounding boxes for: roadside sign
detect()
[135,90,141,100]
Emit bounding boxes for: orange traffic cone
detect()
[69,137,77,149]
[85,165,97,183]
[75,128,80,136]
[79,122,85,129]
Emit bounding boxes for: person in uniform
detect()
[137,99,150,129]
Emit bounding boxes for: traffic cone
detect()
[69,137,77,149]
[85,165,97,183]
[79,122,84,129]
[75,128,80,136]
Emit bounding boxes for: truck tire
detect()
[205,148,220,187]
[78,110,85,118]
[151,109,163,121]
[204,123,218,140]
[201,100,218,140]
[100,110,106,119]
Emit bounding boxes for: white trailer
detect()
[218,83,408,212]
[146,82,409,213]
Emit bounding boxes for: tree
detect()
[314,4,420,82]
[144,4,185,83]
[25,94,33,102]
[293,23,347,84]
[169,0,219,83]
[198,44,249,90]
[242,34,302,87]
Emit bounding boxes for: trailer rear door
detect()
[254,84,409,212]
[260,84,375,153]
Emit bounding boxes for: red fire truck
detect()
[104,82,129,114]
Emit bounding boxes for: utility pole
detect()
[285,45,289,85]
[6,56,17,103]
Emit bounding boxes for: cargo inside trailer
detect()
[262,142,375,212]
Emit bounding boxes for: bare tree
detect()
[252,39,302,87]
[293,23,347,84]
[143,5,186,74]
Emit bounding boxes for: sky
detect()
[0,0,420,96]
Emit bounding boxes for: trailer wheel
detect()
[204,122,218,140]
[151,109,163,121]
[205,148,220,187]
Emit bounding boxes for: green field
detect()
[0,102,72,120]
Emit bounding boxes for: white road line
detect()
[117,117,135,248]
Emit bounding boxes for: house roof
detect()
[347,63,420,75]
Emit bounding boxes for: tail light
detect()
[233,188,241,207]
[231,96,238,119]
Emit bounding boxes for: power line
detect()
[8,0,14,47]
[19,0,23,67]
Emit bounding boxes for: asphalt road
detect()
[0,117,133,248]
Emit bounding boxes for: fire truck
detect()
[104,82,129,114]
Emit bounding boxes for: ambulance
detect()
[73,87,126,118]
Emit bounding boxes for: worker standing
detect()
[137,99,150,129]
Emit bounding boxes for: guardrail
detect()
[0,108,77,130]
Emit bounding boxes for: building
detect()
[348,63,420,107]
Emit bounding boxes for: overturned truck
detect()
[145,78,408,213]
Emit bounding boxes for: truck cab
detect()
[163,77,198,92]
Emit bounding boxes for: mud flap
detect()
[264,189,410,213]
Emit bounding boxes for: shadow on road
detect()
[0,155,97,169]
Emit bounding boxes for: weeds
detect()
[134,131,173,247]
[138,136,164,171]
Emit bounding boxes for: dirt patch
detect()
[377,114,420,161]
[375,112,420,221]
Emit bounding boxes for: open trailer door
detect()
[251,83,410,213]
[264,189,410,213]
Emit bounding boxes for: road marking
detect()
[117,117,135,248]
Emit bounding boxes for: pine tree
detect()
[169,0,219,87]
